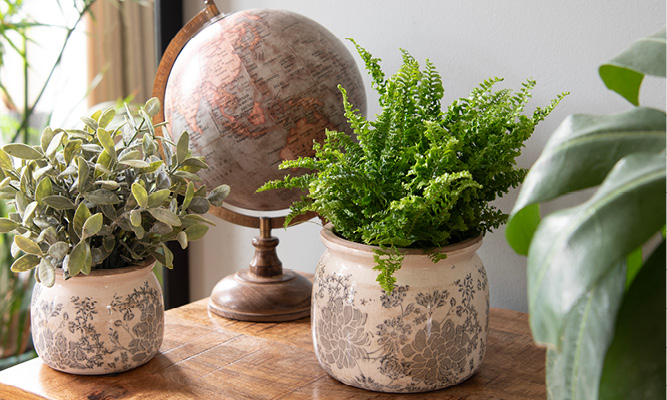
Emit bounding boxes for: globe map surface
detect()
[163,9,366,212]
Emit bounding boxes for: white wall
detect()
[182,0,665,312]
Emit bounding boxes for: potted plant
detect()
[506,28,665,399]
[259,40,567,393]
[0,97,229,375]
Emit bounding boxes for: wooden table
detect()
[0,299,545,399]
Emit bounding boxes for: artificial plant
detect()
[506,28,666,399]
[260,40,567,292]
[0,98,229,287]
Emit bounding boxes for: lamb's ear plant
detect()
[259,40,567,292]
[506,28,665,399]
[0,97,230,287]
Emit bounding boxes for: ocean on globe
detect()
[163,9,366,212]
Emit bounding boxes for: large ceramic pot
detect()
[30,258,164,375]
[312,226,489,393]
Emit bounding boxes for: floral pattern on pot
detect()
[312,236,489,393]
[30,261,164,375]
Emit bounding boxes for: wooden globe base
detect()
[208,217,312,322]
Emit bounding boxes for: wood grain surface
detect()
[0,299,545,399]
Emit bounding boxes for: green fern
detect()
[259,42,567,292]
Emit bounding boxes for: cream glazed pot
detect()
[312,226,489,393]
[30,258,164,375]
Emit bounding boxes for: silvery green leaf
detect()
[8,213,21,223]
[11,254,40,273]
[63,139,82,165]
[58,164,78,178]
[150,221,173,235]
[82,242,92,275]
[33,217,53,230]
[0,187,16,200]
[148,207,181,227]
[130,222,145,239]
[173,170,201,183]
[148,189,170,208]
[14,235,42,255]
[144,97,160,118]
[1,176,13,188]
[67,241,86,276]
[22,201,38,224]
[81,116,98,131]
[81,144,103,153]
[46,131,65,159]
[176,231,188,249]
[3,143,43,160]
[130,209,142,227]
[142,134,158,155]
[91,246,109,265]
[182,214,216,227]
[185,224,208,241]
[181,157,208,170]
[97,128,116,160]
[140,160,163,174]
[81,213,103,240]
[66,129,92,140]
[0,148,13,170]
[83,189,120,205]
[119,159,150,168]
[38,226,58,244]
[103,235,115,252]
[161,242,174,269]
[48,241,69,261]
[162,137,172,166]
[15,192,28,213]
[0,218,18,233]
[33,165,53,181]
[207,184,230,207]
[131,182,148,208]
[97,225,111,237]
[94,163,112,175]
[43,195,76,210]
[35,177,52,204]
[98,108,116,129]
[95,180,120,190]
[73,202,91,237]
[10,241,20,258]
[100,205,117,220]
[40,126,55,153]
[118,149,142,161]
[37,258,55,287]
[77,157,90,193]
[187,196,210,214]
[156,170,170,190]
[176,131,189,164]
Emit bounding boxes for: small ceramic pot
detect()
[30,258,164,375]
[312,226,489,393]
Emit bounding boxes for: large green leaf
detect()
[599,29,666,105]
[527,152,665,348]
[598,241,665,399]
[507,107,666,255]
[545,260,625,400]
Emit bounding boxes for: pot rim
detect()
[53,257,156,279]
[320,223,482,257]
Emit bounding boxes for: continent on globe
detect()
[163,9,366,212]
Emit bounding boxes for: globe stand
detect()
[208,217,312,322]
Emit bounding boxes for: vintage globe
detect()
[162,8,366,212]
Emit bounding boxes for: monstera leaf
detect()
[506,28,666,400]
